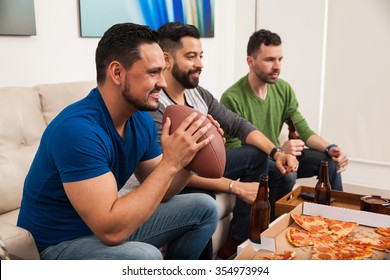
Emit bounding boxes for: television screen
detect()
[0,0,36,36]
[79,0,214,38]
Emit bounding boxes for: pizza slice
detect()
[290,212,330,234]
[255,251,296,260]
[375,227,390,237]
[377,236,390,252]
[324,217,359,238]
[311,242,373,260]
[343,236,390,252]
[286,228,338,247]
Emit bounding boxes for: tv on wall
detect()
[0,0,36,36]
[79,0,214,38]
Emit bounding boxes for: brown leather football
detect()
[163,104,226,178]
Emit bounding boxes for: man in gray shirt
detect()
[149,22,298,259]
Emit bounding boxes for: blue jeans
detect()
[223,146,269,242]
[40,193,219,260]
[268,148,342,220]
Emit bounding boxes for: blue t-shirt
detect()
[17,88,161,252]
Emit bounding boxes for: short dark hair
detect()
[247,29,282,57]
[157,21,200,53]
[95,23,159,84]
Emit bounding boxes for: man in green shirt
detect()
[221,29,349,220]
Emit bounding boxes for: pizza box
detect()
[275,185,369,217]
[235,202,390,260]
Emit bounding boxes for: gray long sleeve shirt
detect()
[149,86,257,145]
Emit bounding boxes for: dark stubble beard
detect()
[172,62,200,89]
[122,78,160,111]
[253,64,279,84]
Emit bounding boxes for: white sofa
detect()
[0,81,235,259]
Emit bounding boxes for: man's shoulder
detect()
[48,101,97,133]
[158,90,174,108]
[222,75,248,97]
[268,79,296,101]
[185,85,209,97]
[134,110,155,122]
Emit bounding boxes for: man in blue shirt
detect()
[17,23,219,260]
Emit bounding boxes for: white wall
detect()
[256,0,390,196]
[0,0,98,86]
[322,0,390,194]
[0,0,255,92]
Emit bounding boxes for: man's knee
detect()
[327,159,339,174]
[245,145,268,163]
[119,242,164,260]
[283,172,297,187]
[269,162,296,188]
[242,145,269,175]
[196,194,219,226]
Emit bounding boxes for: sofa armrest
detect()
[0,220,40,260]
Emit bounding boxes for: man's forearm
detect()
[246,130,275,155]
[162,168,193,201]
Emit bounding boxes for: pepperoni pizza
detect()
[287,213,389,259]
[311,242,373,260]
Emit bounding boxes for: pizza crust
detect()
[375,227,390,237]
[254,250,296,260]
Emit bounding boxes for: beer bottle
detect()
[287,117,300,140]
[249,174,271,243]
[287,116,304,158]
[314,161,332,205]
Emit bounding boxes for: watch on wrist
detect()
[269,147,281,160]
[325,144,338,157]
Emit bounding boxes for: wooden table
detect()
[275,185,366,217]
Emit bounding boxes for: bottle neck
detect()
[287,118,300,140]
[319,163,330,183]
[256,179,268,200]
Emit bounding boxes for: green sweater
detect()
[220,75,315,149]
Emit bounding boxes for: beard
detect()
[122,78,160,111]
[171,62,201,89]
[253,65,279,84]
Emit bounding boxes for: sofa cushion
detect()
[34,81,96,124]
[215,192,236,220]
[0,87,47,215]
[0,220,40,259]
[0,209,19,225]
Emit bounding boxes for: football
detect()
[163,104,226,178]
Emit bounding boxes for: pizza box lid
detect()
[235,202,390,260]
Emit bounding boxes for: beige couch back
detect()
[0,81,96,223]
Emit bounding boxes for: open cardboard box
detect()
[235,202,390,260]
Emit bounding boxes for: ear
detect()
[108,61,123,85]
[163,52,172,68]
[246,56,254,68]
